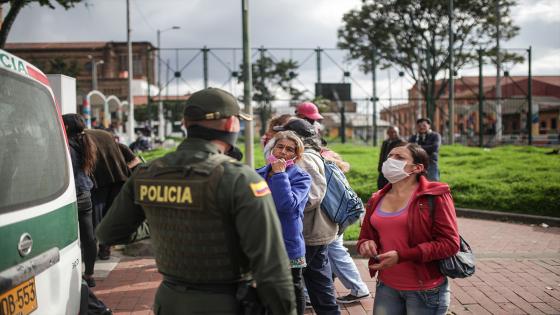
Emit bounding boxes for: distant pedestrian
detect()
[295,102,323,136]
[408,118,441,181]
[378,126,406,189]
[62,114,98,287]
[256,131,311,315]
[86,128,131,260]
[358,143,460,315]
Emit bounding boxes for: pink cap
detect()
[295,102,323,120]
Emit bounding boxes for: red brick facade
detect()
[5,41,156,104]
[381,76,560,138]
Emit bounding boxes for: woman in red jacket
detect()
[358,143,460,315]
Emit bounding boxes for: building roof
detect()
[5,41,155,51]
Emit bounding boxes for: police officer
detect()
[96,87,296,315]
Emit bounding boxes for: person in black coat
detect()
[377,126,405,190]
[408,118,442,181]
[62,114,98,287]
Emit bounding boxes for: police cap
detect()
[183,87,251,121]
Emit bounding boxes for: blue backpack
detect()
[316,154,365,233]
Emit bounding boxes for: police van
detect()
[0,49,81,315]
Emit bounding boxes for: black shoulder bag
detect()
[428,196,475,279]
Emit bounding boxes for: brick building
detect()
[5,41,156,105]
[380,76,560,144]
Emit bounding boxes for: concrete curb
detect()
[454,207,560,227]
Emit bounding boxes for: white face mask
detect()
[381,158,411,183]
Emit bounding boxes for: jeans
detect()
[92,182,124,254]
[373,278,450,315]
[292,268,305,315]
[303,245,340,315]
[77,191,97,276]
[427,162,440,181]
[328,234,370,297]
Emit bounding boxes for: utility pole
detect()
[416,49,422,132]
[126,0,135,142]
[495,0,502,143]
[448,0,455,144]
[478,49,484,147]
[259,46,267,136]
[316,47,322,97]
[372,47,377,146]
[528,46,533,145]
[202,46,209,88]
[157,26,180,141]
[242,0,254,167]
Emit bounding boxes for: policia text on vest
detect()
[136,179,196,207]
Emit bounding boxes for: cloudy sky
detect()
[4,0,560,109]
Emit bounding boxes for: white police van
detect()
[0,49,81,315]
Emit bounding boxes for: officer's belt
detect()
[163,276,239,294]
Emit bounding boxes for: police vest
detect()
[134,153,246,284]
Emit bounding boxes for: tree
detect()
[238,53,302,135]
[0,0,85,48]
[48,56,81,77]
[337,0,521,122]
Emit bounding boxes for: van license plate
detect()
[0,278,37,315]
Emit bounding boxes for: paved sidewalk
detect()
[92,218,560,314]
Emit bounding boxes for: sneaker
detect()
[305,301,312,309]
[336,293,369,304]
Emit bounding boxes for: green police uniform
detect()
[96,88,296,315]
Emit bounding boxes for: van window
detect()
[0,69,69,213]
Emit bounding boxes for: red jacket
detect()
[357,176,460,283]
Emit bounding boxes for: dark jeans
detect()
[303,245,340,315]
[77,191,97,275]
[92,182,124,254]
[292,268,305,315]
[427,162,440,181]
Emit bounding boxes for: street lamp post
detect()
[157,26,180,141]
[126,0,135,143]
[88,55,104,91]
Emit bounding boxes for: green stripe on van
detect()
[0,203,78,272]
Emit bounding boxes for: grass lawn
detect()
[140,141,560,239]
